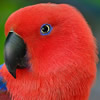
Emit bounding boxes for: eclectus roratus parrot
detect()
[0,3,98,100]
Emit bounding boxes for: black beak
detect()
[4,31,28,79]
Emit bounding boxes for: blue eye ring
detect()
[40,24,53,36]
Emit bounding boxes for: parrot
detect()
[0,3,98,100]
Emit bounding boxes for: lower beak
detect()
[4,31,28,78]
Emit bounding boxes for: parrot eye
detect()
[40,24,53,35]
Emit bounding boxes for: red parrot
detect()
[0,3,98,100]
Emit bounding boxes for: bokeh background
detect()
[0,0,100,100]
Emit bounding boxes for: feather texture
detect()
[0,64,11,100]
[0,64,7,91]
[1,3,98,100]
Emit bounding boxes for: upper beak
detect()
[4,31,28,78]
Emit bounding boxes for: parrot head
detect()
[1,3,98,100]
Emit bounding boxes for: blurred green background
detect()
[0,0,100,100]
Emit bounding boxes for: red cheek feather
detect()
[1,3,98,100]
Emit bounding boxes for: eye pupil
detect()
[40,24,53,36]
[41,25,50,33]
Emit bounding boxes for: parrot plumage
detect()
[0,64,10,100]
[0,3,98,100]
[0,64,7,91]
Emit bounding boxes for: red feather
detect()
[0,92,11,100]
[1,3,98,100]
